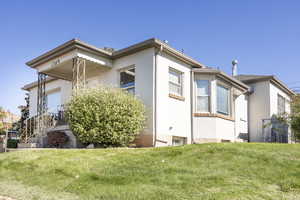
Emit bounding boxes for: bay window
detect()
[217,85,230,115]
[196,80,210,112]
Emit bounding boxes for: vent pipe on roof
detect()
[232,59,238,76]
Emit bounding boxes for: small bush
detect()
[47,131,69,148]
[66,86,146,147]
[7,139,19,148]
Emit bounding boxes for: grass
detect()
[1,143,300,200]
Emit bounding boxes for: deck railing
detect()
[262,117,289,143]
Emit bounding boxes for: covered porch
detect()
[21,39,115,146]
[27,39,114,116]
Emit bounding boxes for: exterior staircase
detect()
[19,111,66,148]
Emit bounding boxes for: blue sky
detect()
[1,0,300,114]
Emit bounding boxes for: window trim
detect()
[195,79,211,113]
[216,83,231,116]
[168,67,184,98]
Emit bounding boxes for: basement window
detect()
[172,136,187,146]
[120,67,135,94]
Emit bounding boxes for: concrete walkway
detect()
[0,196,16,200]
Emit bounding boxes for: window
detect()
[169,68,183,96]
[46,90,61,113]
[278,94,286,114]
[120,67,135,94]
[196,80,210,112]
[217,85,230,115]
[172,136,187,146]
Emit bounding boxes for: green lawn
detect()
[1,143,300,200]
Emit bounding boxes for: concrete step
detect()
[18,143,39,148]
[7,148,56,152]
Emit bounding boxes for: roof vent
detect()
[103,47,115,52]
[232,59,238,76]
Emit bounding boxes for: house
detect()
[1,110,20,131]
[21,38,293,147]
[235,75,295,143]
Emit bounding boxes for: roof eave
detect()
[26,39,112,68]
[193,68,250,92]
[269,77,296,96]
[112,38,206,68]
[237,75,295,96]
[21,77,57,91]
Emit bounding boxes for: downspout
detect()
[233,88,237,142]
[153,45,163,147]
[190,70,194,144]
[247,92,251,142]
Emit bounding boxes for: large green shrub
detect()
[66,86,146,147]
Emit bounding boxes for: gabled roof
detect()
[193,68,250,93]
[235,74,295,96]
[26,38,206,69]
[22,76,57,91]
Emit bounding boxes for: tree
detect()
[66,86,146,147]
[0,107,6,135]
[290,95,300,140]
[274,94,300,141]
[19,93,30,140]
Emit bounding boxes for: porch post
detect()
[37,72,47,140]
[72,57,86,94]
[37,72,47,116]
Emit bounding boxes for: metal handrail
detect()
[21,105,68,143]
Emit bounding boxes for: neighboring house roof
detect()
[22,76,57,91]
[26,38,206,69]
[193,68,250,93]
[235,74,296,96]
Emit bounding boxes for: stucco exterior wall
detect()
[248,81,292,142]
[215,118,235,141]
[193,117,217,141]
[247,81,270,142]
[155,52,192,146]
[269,82,291,115]
[235,94,248,140]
